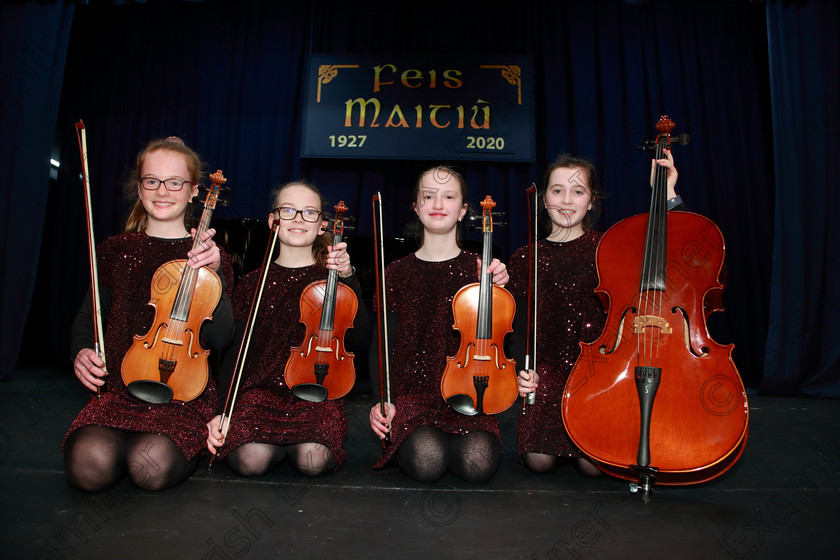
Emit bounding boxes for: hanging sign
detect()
[300,55,535,162]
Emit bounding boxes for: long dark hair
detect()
[541,154,602,234]
[411,165,468,247]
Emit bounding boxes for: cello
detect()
[440,196,518,415]
[283,201,357,402]
[562,116,748,501]
[121,171,229,404]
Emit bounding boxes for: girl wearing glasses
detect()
[368,165,509,483]
[205,180,364,477]
[64,137,235,491]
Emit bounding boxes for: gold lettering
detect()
[385,104,409,127]
[372,64,397,93]
[344,98,382,127]
[470,99,490,129]
[443,69,463,89]
[401,69,422,88]
[428,105,452,129]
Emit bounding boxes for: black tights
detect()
[224,442,336,477]
[522,452,602,477]
[64,426,198,492]
[396,426,501,483]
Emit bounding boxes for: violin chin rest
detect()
[290,383,329,403]
[446,394,478,416]
[127,380,174,404]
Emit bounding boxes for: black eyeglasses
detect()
[139,176,194,191]
[272,206,323,222]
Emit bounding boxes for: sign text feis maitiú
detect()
[301,55,535,162]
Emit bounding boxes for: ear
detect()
[459,203,468,221]
[268,212,276,229]
[318,219,328,235]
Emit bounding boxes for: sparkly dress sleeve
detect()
[512,232,607,460]
[63,233,232,460]
[373,251,501,470]
[211,263,349,468]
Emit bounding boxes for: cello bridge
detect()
[633,315,672,334]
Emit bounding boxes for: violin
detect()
[440,196,518,415]
[561,116,749,500]
[121,171,229,404]
[284,201,358,402]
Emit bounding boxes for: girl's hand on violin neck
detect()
[369,403,395,439]
[517,369,539,398]
[187,227,221,272]
[206,415,225,454]
[74,348,107,392]
[327,242,354,278]
[651,147,679,199]
[477,257,510,286]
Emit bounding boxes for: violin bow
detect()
[521,183,538,413]
[372,192,392,445]
[210,221,281,468]
[74,120,104,399]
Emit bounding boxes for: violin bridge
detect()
[633,315,672,334]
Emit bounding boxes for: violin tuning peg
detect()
[637,140,656,151]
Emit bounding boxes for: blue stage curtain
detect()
[761,0,840,396]
[0,1,74,379]
[8,0,836,396]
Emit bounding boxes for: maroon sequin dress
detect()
[214,263,349,467]
[65,232,234,460]
[506,231,606,459]
[374,251,501,470]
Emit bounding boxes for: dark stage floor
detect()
[1,367,837,560]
